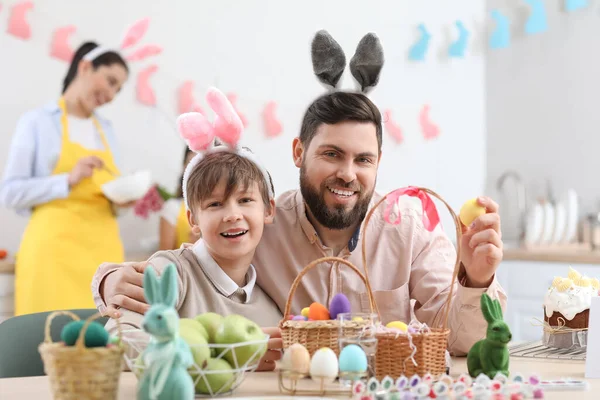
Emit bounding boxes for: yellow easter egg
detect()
[301,307,310,318]
[459,198,486,227]
[352,317,364,322]
[386,321,407,332]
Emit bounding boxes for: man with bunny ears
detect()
[91,30,506,366]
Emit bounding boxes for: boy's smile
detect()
[220,228,249,241]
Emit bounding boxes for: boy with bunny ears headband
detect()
[103,87,282,349]
[96,30,506,360]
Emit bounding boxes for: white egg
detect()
[309,347,338,383]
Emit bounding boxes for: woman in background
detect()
[0,42,130,315]
[158,147,199,250]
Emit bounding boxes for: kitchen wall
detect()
[0,0,487,255]
[485,0,600,242]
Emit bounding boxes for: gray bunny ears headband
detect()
[311,30,385,93]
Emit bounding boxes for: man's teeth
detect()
[328,187,355,197]
[221,230,248,237]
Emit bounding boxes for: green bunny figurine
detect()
[467,293,512,379]
[137,264,194,400]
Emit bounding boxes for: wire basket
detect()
[121,330,269,397]
[361,187,462,380]
[38,310,125,400]
[279,256,377,356]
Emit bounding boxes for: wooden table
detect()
[0,356,597,399]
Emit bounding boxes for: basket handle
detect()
[44,310,80,343]
[282,256,378,320]
[361,187,462,331]
[43,310,123,350]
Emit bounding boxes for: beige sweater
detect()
[104,247,283,336]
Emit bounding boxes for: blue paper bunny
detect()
[137,263,194,400]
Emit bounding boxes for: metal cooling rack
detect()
[509,341,586,361]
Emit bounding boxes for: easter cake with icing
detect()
[543,267,599,330]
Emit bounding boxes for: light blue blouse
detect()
[0,101,123,216]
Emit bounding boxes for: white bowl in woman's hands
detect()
[101,170,153,204]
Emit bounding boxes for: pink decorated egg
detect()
[329,293,351,319]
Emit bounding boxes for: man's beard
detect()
[299,165,373,230]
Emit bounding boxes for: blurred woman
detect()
[0,42,130,315]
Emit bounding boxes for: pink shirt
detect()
[92,189,507,356]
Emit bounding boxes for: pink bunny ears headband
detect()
[176,87,275,211]
[83,18,161,62]
[311,30,385,93]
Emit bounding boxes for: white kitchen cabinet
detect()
[495,260,600,343]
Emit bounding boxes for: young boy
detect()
[103,148,283,334]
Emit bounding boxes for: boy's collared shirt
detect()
[192,240,256,304]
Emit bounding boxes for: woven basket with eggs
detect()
[279,256,378,359]
[360,187,466,380]
[38,311,124,400]
[280,187,467,380]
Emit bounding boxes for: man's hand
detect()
[101,262,149,316]
[256,327,283,371]
[460,196,503,288]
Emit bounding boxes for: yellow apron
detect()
[14,98,124,315]
[175,201,190,248]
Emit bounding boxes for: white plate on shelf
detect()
[564,189,579,243]
[552,202,566,244]
[524,203,544,245]
[539,202,555,245]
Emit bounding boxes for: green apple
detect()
[179,324,211,369]
[213,314,267,367]
[180,318,209,341]
[195,312,224,342]
[195,358,235,394]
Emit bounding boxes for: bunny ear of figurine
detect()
[481,293,499,323]
[143,266,161,305]
[176,87,244,153]
[310,30,384,93]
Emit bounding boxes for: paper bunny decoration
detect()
[7,1,34,40]
[176,86,275,211]
[311,30,385,94]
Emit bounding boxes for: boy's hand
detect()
[101,262,149,315]
[256,327,283,371]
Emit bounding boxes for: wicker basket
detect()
[361,187,463,380]
[279,256,377,356]
[38,310,124,400]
